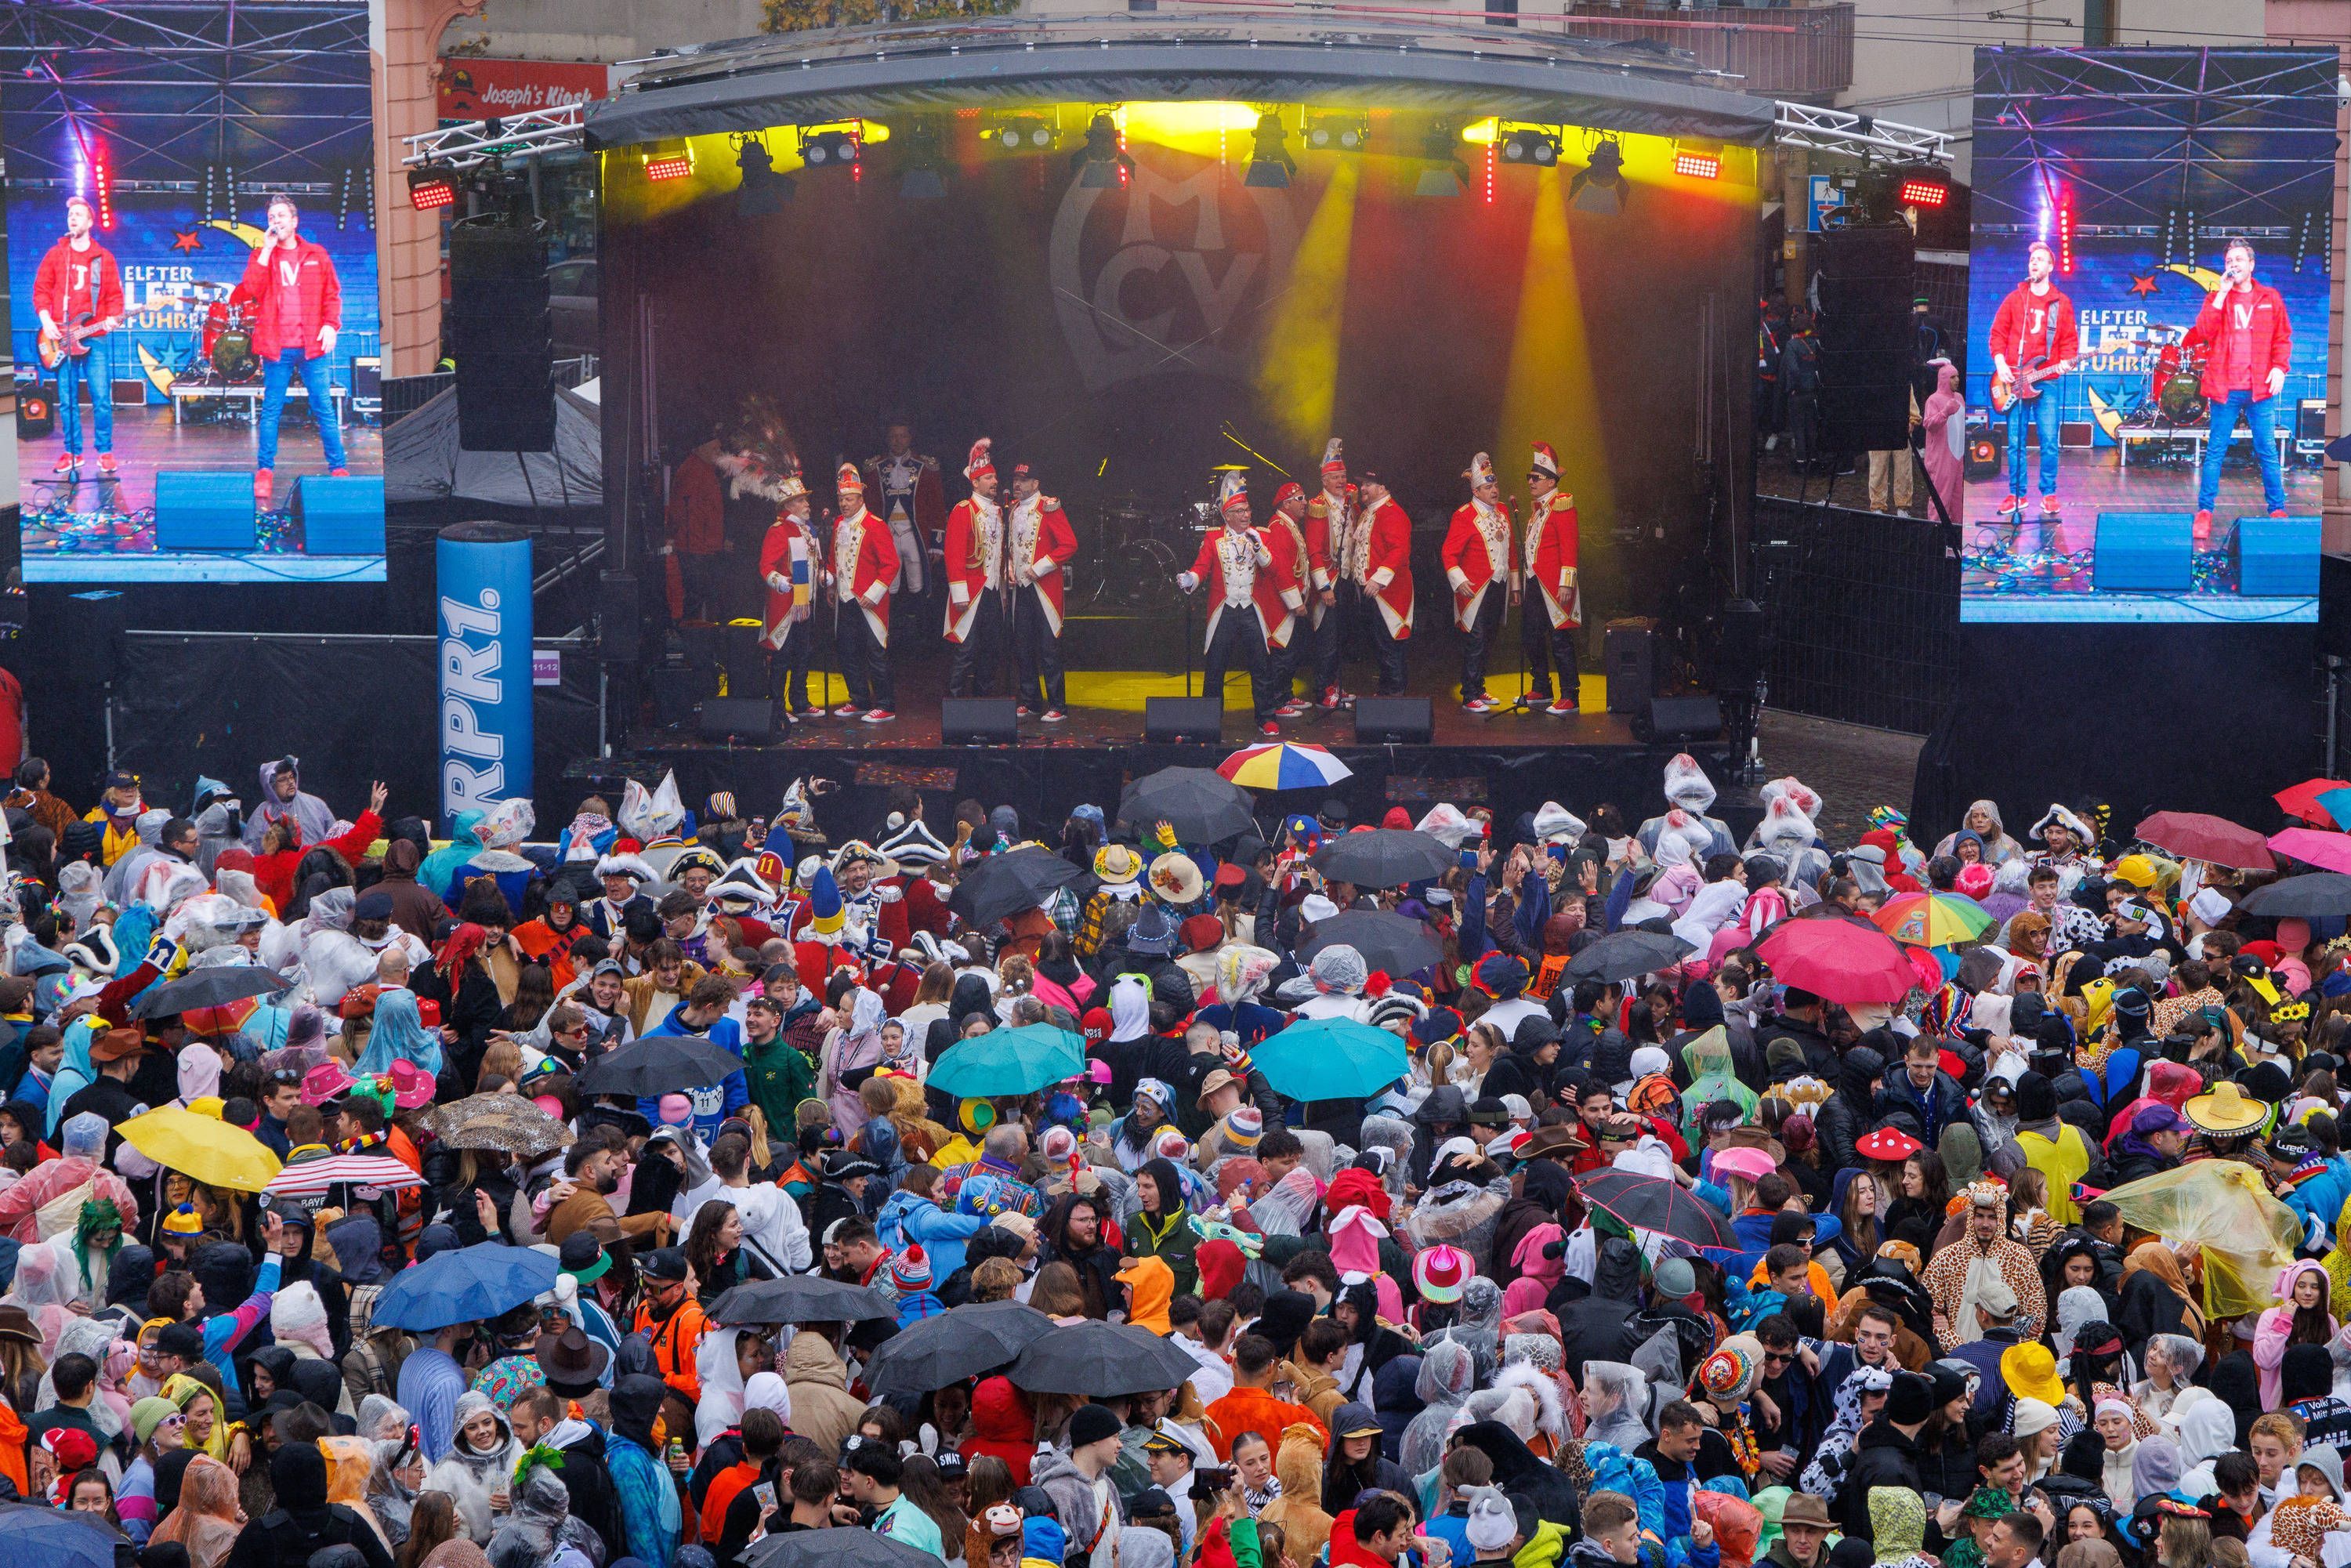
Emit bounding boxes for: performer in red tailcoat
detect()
[1441,451,1519,712]
[1522,440,1583,716]
[1005,461,1078,720]
[829,462,900,722]
[1177,473,1299,737]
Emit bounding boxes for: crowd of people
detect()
[0,751,2347,1568]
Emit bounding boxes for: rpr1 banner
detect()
[437,522,533,817]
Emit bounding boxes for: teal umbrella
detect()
[1252,1017,1410,1102]
[929,1023,1086,1099]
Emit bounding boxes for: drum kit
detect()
[1081,463,1245,610]
[197,288,259,383]
[2149,341,2208,426]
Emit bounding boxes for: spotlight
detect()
[2298,207,2328,272]
[799,128,860,168]
[1416,122,1468,197]
[1674,150,1721,180]
[1071,111,1132,188]
[643,143,694,182]
[1898,175,1948,208]
[983,116,1057,151]
[1304,113,1368,153]
[2161,204,2192,268]
[1244,110,1295,190]
[735,135,793,215]
[1569,136,1625,213]
[407,165,458,211]
[1500,126,1560,166]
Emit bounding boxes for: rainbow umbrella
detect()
[1872,891,1992,948]
[1217,742,1353,791]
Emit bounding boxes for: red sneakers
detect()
[254,469,273,506]
[329,467,350,479]
[51,453,78,476]
[96,454,117,476]
[1997,494,2027,517]
[2038,495,2062,518]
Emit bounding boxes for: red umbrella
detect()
[2133,811,2275,871]
[1755,916,1915,1005]
[2274,779,2351,827]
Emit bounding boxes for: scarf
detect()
[437,922,489,984]
[2120,1241,2205,1337]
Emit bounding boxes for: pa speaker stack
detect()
[448,215,555,453]
[63,589,125,690]
[1353,697,1432,744]
[292,474,385,555]
[2091,513,2193,593]
[154,470,258,552]
[1814,223,1917,454]
[942,698,1020,745]
[1143,696,1223,744]
[697,697,781,743]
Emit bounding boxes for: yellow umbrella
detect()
[116,1106,283,1193]
[2102,1159,2300,1320]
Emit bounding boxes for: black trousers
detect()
[1310,592,1344,695]
[947,591,1006,698]
[1459,588,1506,700]
[766,620,817,712]
[1523,610,1581,703]
[1011,588,1066,712]
[835,604,893,711]
[1204,603,1278,723]
[1368,599,1409,695]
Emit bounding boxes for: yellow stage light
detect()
[1254,158,1360,451]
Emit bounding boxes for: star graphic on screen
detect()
[2127,272,2159,296]
[170,230,203,252]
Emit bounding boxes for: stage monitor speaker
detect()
[1636,695,1722,744]
[16,386,53,438]
[153,469,257,552]
[720,622,766,688]
[2233,513,2319,597]
[292,474,384,555]
[1716,599,1765,690]
[1144,695,1223,744]
[599,572,641,664]
[943,697,1020,745]
[697,697,781,743]
[2092,512,2194,593]
[1965,426,2005,480]
[448,215,555,454]
[353,357,383,403]
[1814,223,1916,453]
[1354,696,1433,744]
[2302,399,2330,443]
[63,588,124,689]
[1604,617,1659,714]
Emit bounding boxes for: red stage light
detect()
[1899,177,1947,208]
[644,154,694,182]
[408,176,455,211]
[1675,152,1721,180]
[2057,200,2074,273]
[92,160,111,229]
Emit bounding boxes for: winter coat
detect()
[961,1375,1036,1485]
[1258,1424,1333,1566]
[1033,1447,1123,1560]
[781,1330,867,1455]
[876,1188,992,1280]
[1555,1237,1646,1380]
[1815,1047,1886,1175]
[1873,1070,1970,1150]
[1837,1420,1926,1536]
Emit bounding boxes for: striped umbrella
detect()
[263,1153,426,1199]
[1872,891,1992,948]
[1217,742,1353,791]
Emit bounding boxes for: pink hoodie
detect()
[2254,1257,2336,1406]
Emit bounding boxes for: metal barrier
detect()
[1754,497,1957,734]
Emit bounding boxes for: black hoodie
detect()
[1815,1045,1886,1174]
[1553,1236,1645,1374]
[1837,1419,1926,1537]
[222,1444,393,1568]
[1454,1420,1580,1527]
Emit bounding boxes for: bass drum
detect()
[2159,373,2208,425]
[211,325,258,384]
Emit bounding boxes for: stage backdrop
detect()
[1962,46,2334,624]
[0,0,386,585]
[607,103,1756,645]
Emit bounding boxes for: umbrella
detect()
[264,1153,426,1199]
[1872,891,1992,948]
[1755,916,1914,1005]
[2237,872,2351,918]
[1299,909,1441,976]
[372,1240,563,1331]
[0,1503,119,1568]
[1117,766,1257,845]
[706,1274,894,1326]
[116,1106,282,1193]
[2276,778,2351,827]
[1310,828,1455,889]
[929,1024,1086,1099]
[1253,1017,1411,1102]
[2267,827,2351,877]
[574,1033,745,1097]
[1219,742,1353,791]
[750,1528,944,1568]
[1007,1317,1202,1396]
[2318,788,2351,832]
[130,965,295,1019]
[860,1299,1056,1395]
[2133,810,2275,871]
[1574,1168,1740,1251]
[949,848,1082,930]
[426,1093,575,1157]
[1560,929,1695,983]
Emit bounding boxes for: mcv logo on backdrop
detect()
[1049,154,1299,390]
[437,531,534,817]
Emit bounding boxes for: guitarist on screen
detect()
[1988,239,2078,531]
[34,195,122,480]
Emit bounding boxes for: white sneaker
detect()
[1041,708,1067,723]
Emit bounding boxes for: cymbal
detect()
[1209,463,1249,473]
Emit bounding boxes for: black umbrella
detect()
[574,1034,746,1098]
[1300,909,1442,976]
[1009,1317,1201,1396]
[749,1527,944,1568]
[1310,828,1454,889]
[1560,929,1696,983]
[2238,871,2351,918]
[1118,767,1257,845]
[131,965,295,1019]
[950,847,1083,930]
[1574,1168,1740,1251]
[706,1274,894,1326]
[860,1299,1056,1395]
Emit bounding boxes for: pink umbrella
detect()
[2268,827,2351,876]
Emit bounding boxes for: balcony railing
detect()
[1560,1,1853,98]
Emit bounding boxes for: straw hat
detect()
[2184,1079,2269,1135]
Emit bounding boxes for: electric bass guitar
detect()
[1989,355,2057,414]
[37,311,97,371]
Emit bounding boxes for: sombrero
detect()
[2183,1079,2270,1135]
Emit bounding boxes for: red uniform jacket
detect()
[230,237,342,360]
[831,506,900,646]
[1987,282,2078,378]
[33,237,123,335]
[757,514,824,649]
[1007,494,1079,637]
[1267,506,1316,628]
[1183,526,1303,650]
[1352,496,1415,639]
[1302,485,1350,625]
[1440,499,1518,631]
[941,496,1003,644]
[1524,490,1581,630]
[2183,281,2292,400]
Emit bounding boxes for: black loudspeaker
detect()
[942,697,1020,745]
[651,662,715,718]
[1604,617,1659,714]
[1144,696,1223,744]
[1965,425,2005,480]
[697,697,781,743]
[16,385,53,438]
[1636,695,1723,743]
[448,216,555,453]
[63,588,125,688]
[599,571,641,664]
[1715,599,1765,690]
[1815,223,1916,454]
[1354,697,1433,744]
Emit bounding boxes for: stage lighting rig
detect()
[1415,121,1469,197]
[643,141,694,182]
[1569,135,1625,213]
[408,164,458,211]
[982,115,1058,151]
[799,127,861,170]
[1499,125,1561,167]
[1304,112,1368,153]
[734,134,793,215]
[1673,143,1722,180]
[1244,110,1295,189]
[1071,111,1133,188]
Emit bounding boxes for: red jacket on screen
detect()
[1987,281,2078,374]
[33,238,123,331]
[2183,281,2291,399]
[230,237,342,360]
